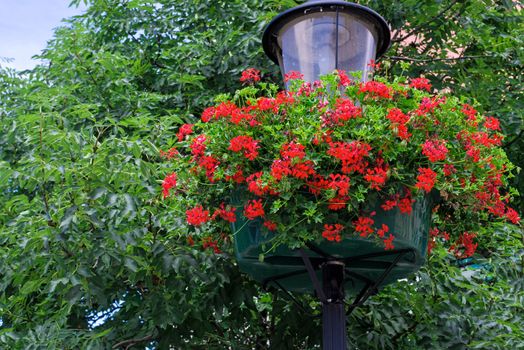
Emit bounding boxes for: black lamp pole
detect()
[262,2,391,348]
[322,261,347,350]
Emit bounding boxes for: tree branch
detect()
[386,55,488,63]
[112,334,156,349]
[393,0,461,43]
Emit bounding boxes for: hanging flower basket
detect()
[159,69,520,293]
[232,191,437,293]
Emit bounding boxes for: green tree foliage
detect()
[0,0,522,348]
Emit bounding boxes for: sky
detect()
[0,0,86,71]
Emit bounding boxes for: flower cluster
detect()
[159,69,520,257]
[239,68,261,84]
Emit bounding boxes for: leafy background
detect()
[0,0,522,348]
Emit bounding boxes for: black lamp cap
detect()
[262,0,391,64]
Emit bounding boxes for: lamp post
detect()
[261,2,391,349]
[262,0,390,84]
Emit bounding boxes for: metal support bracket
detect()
[262,244,417,349]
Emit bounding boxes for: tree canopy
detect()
[0,0,522,349]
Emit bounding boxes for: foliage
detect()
[0,0,522,349]
[161,69,518,257]
[364,0,524,211]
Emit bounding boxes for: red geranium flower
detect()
[410,77,432,92]
[244,199,265,220]
[422,139,448,162]
[162,172,177,198]
[383,234,395,250]
[228,135,259,160]
[177,123,194,142]
[322,224,344,242]
[186,205,210,226]
[264,220,277,231]
[358,81,392,99]
[240,68,261,84]
[415,168,437,193]
[484,116,501,131]
[353,215,375,237]
[284,71,304,82]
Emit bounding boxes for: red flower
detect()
[270,159,292,181]
[177,124,194,142]
[466,146,481,162]
[244,199,265,220]
[367,59,381,70]
[327,141,371,173]
[197,155,220,181]
[488,200,506,217]
[160,147,178,160]
[443,164,456,176]
[396,124,412,140]
[471,131,501,147]
[256,97,277,112]
[452,232,477,258]
[398,191,414,214]
[230,108,256,125]
[225,168,245,184]
[505,207,520,224]
[186,205,210,226]
[409,77,432,92]
[427,240,436,254]
[162,173,177,198]
[327,174,351,196]
[291,161,316,179]
[284,71,304,82]
[201,107,215,122]
[187,235,194,246]
[422,139,448,162]
[215,101,238,119]
[332,98,362,123]
[364,166,388,190]
[228,135,259,160]
[202,237,221,254]
[386,108,410,124]
[322,224,344,242]
[358,81,392,99]
[461,103,477,123]
[280,141,306,160]
[275,90,295,106]
[327,195,349,210]
[376,224,389,238]
[383,234,395,250]
[307,175,331,195]
[415,168,437,193]
[214,203,237,223]
[240,68,261,84]
[264,220,277,231]
[386,108,411,140]
[190,135,207,157]
[336,70,351,86]
[484,116,501,131]
[381,198,397,211]
[416,97,444,116]
[246,172,270,196]
[353,216,375,237]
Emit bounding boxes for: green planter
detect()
[232,194,435,294]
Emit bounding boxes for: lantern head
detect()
[262,0,390,84]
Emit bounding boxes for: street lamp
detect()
[261,2,391,349]
[262,0,390,84]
